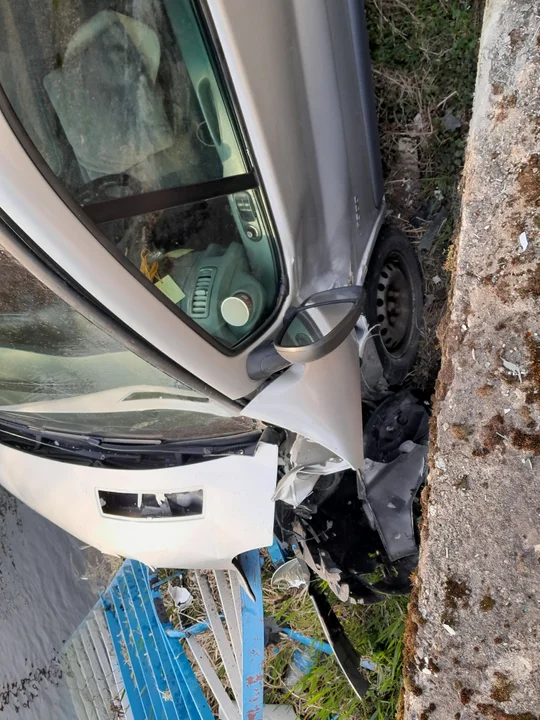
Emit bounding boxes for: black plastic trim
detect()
[309,585,369,698]
[0,416,262,469]
[85,173,257,224]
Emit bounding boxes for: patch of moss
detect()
[480,595,496,612]
[472,445,490,457]
[490,672,515,703]
[517,154,540,206]
[477,704,537,720]
[495,93,518,122]
[403,572,424,698]
[510,428,540,455]
[451,423,472,441]
[442,577,471,624]
[526,335,540,393]
[481,414,506,453]
[454,474,470,490]
[523,265,540,297]
[420,703,437,720]
[508,28,524,49]
[520,405,536,429]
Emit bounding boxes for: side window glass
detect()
[97,189,278,348]
[0,1,245,199]
[0,0,282,349]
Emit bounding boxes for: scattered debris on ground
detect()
[404,2,540,718]
[158,562,407,720]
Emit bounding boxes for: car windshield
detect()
[0,240,257,441]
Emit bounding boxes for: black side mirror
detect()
[274,286,365,365]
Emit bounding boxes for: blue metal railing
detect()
[63,541,348,720]
[102,559,215,720]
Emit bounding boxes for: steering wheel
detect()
[74,173,144,206]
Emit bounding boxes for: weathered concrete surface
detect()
[403,2,540,719]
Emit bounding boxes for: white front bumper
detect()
[0,441,278,569]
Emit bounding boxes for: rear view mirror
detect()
[274,286,365,364]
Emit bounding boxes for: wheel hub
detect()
[375,253,413,357]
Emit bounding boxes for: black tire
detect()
[364,227,423,386]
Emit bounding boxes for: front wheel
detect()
[364,228,423,386]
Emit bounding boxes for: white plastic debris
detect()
[168,584,193,611]
[519,232,528,251]
[503,408,511,415]
[432,275,442,284]
[435,457,447,471]
[271,558,310,590]
[442,624,456,636]
[502,357,524,382]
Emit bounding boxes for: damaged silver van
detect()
[0,0,427,604]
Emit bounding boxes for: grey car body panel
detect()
[344,0,385,207]
[207,0,383,303]
[363,443,428,561]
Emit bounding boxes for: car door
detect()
[0,0,380,469]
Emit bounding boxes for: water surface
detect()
[0,487,98,719]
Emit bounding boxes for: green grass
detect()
[367,0,481,199]
[366,0,483,391]
[263,581,408,720]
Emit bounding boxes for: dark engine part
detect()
[275,390,429,603]
[276,470,418,603]
[363,389,429,462]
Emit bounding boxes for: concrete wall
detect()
[403,2,540,719]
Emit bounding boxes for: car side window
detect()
[0,0,282,349]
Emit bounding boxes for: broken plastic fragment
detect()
[271,558,311,590]
[435,457,447,471]
[443,110,462,131]
[168,584,193,611]
[502,357,523,382]
[519,232,528,251]
[442,624,456,636]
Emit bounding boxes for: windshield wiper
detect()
[0,416,261,469]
